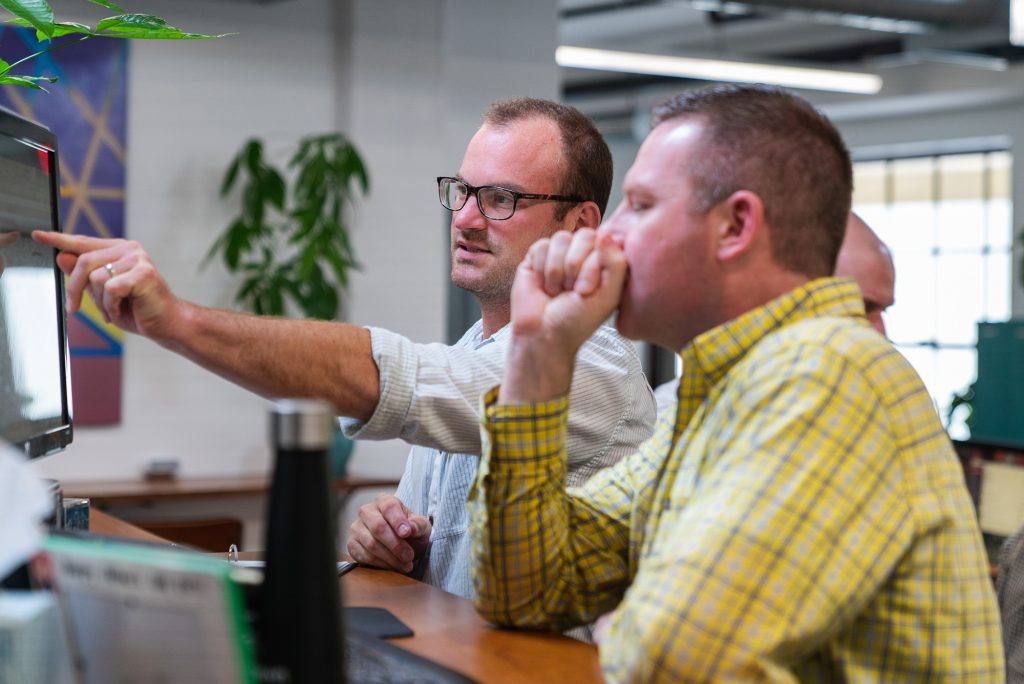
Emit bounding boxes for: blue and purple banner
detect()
[0,26,127,425]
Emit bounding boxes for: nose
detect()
[597,200,627,241]
[452,193,487,232]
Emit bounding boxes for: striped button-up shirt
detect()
[342,320,655,599]
[470,277,1003,681]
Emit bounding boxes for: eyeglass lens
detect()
[440,179,466,211]
[439,179,516,220]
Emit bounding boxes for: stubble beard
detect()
[450,253,515,307]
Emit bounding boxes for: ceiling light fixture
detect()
[556,46,883,95]
[1012,0,1024,47]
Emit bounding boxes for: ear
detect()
[714,190,764,263]
[568,201,602,232]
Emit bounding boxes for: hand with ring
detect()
[30,231,184,340]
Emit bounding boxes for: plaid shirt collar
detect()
[676,277,865,418]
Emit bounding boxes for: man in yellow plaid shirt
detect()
[468,84,1003,681]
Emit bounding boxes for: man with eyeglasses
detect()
[35,98,656,601]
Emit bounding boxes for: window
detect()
[853,151,1014,439]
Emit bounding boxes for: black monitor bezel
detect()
[0,104,74,458]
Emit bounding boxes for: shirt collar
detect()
[461,319,512,349]
[679,276,865,399]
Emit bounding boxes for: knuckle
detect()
[368,519,389,537]
[75,253,98,272]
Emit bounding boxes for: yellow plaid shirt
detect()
[470,277,1003,682]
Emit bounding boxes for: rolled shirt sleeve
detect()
[342,324,655,481]
[341,326,503,454]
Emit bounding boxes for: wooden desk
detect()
[89,511,602,683]
[90,509,169,544]
[64,475,399,508]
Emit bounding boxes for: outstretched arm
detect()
[33,231,380,420]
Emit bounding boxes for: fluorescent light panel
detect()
[556,46,883,95]
[1013,0,1024,47]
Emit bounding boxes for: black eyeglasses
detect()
[436,176,586,221]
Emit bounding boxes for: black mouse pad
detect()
[346,606,415,639]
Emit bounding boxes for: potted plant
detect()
[208,134,370,476]
[207,133,370,321]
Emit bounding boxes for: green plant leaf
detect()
[288,207,318,236]
[202,233,228,268]
[322,242,353,286]
[242,139,262,175]
[262,169,286,210]
[48,21,93,38]
[0,0,54,39]
[237,275,262,302]
[351,152,369,193]
[0,73,55,89]
[4,16,89,40]
[95,13,226,40]
[224,219,252,270]
[242,183,264,229]
[86,0,126,13]
[298,243,318,281]
[220,153,242,197]
[307,274,340,320]
[266,285,285,317]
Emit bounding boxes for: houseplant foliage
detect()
[1,0,224,90]
[208,134,370,320]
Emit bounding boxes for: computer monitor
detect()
[0,106,73,457]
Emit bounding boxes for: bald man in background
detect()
[654,211,894,411]
[836,212,895,336]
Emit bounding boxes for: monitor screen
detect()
[0,107,72,457]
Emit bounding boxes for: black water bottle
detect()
[260,399,344,682]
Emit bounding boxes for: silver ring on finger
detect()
[103,263,116,278]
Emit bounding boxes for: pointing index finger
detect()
[31,230,119,255]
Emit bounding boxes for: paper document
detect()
[45,534,256,684]
[229,559,356,576]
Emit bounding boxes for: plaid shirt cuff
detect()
[481,386,569,471]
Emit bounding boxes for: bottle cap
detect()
[270,398,336,451]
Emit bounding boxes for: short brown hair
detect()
[485,98,613,219]
[652,85,852,278]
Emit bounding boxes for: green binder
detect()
[43,533,256,684]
